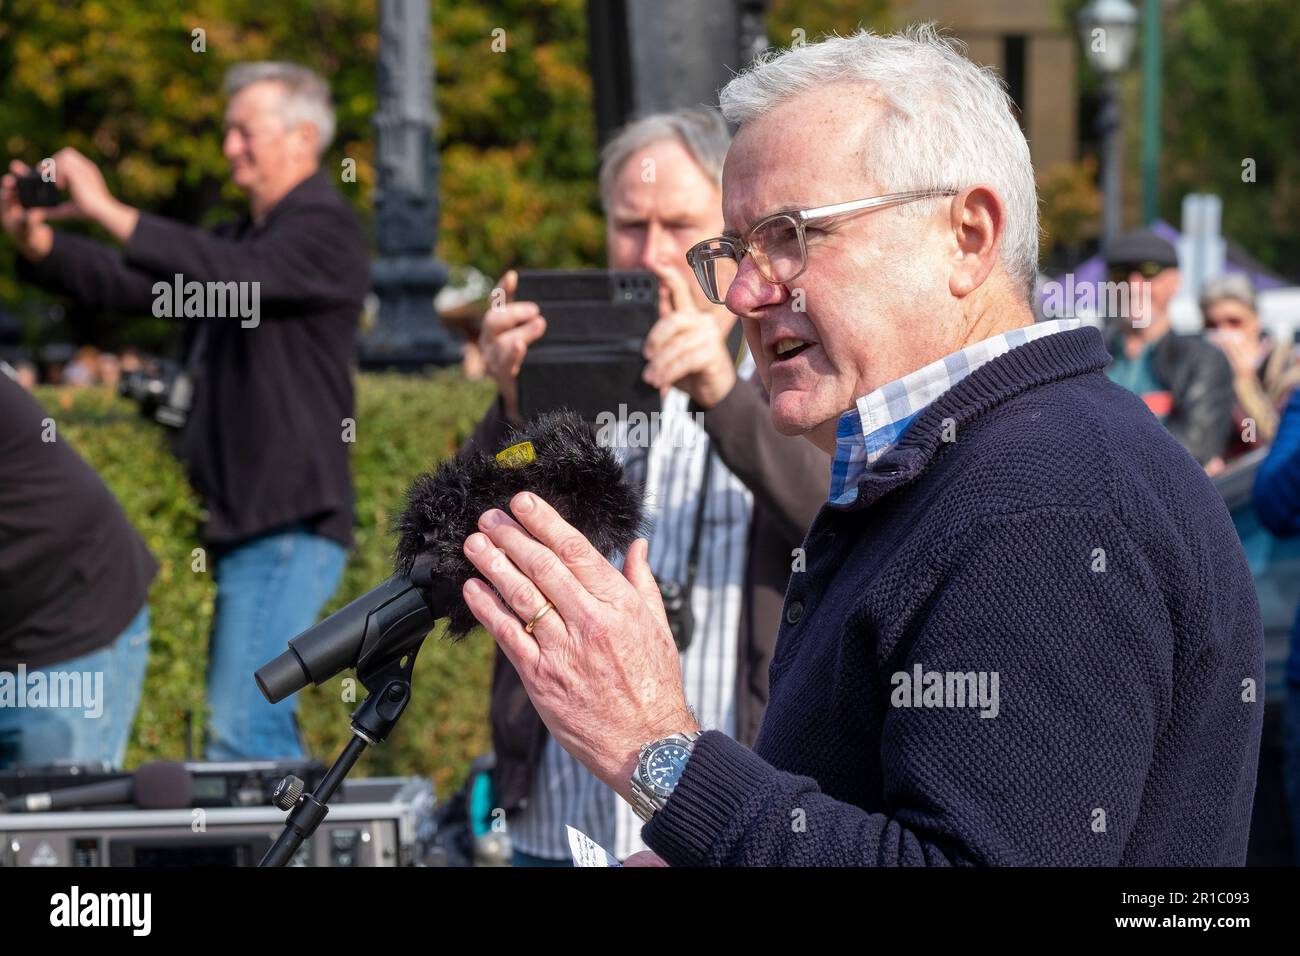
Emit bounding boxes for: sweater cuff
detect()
[640,730,773,865]
[122,212,172,272]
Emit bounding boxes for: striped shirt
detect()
[829,318,1084,506]
[508,354,757,861]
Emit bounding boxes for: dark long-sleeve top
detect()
[0,374,157,669]
[17,171,369,547]
[643,326,1263,866]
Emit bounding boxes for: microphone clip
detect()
[261,639,419,867]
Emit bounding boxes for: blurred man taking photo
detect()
[1,62,369,760]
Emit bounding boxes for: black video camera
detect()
[658,579,695,652]
[119,364,193,429]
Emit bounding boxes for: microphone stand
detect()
[259,646,423,867]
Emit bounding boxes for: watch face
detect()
[644,742,691,796]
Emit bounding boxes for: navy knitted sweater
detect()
[642,326,1263,866]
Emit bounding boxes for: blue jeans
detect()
[206,526,347,760]
[0,605,151,770]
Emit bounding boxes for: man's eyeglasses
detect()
[1106,261,1167,284]
[685,189,959,305]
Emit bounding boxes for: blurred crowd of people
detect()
[1098,229,1300,473]
[4,345,149,391]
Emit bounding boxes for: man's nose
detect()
[726,255,786,316]
[638,221,673,272]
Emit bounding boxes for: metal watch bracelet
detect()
[629,730,702,822]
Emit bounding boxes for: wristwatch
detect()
[628,730,702,822]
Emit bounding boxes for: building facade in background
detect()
[899,0,1079,173]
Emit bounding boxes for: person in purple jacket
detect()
[455,25,1264,866]
[1253,388,1300,863]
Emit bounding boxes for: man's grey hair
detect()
[720,24,1040,298]
[598,108,731,211]
[223,62,336,157]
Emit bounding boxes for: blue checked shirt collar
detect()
[828,318,1084,506]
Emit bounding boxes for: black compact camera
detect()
[119,364,193,429]
[16,170,60,208]
[658,580,695,652]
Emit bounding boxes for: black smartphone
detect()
[515,269,661,424]
[16,171,60,208]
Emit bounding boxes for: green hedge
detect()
[32,371,498,797]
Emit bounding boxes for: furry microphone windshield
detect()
[393,409,646,638]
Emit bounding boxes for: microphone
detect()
[255,410,645,704]
[3,761,193,812]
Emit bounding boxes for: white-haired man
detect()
[1,62,368,761]
[457,27,1263,866]
[469,108,829,864]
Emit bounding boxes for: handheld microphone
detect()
[255,410,644,704]
[2,761,193,812]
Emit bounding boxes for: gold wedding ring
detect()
[524,600,555,635]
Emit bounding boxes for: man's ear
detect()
[295,122,321,163]
[947,185,1004,298]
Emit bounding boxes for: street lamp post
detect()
[365,0,455,369]
[1077,0,1140,256]
[587,0,770,146]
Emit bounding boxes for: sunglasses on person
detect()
[1107,261,1166,284]
[1204,312,1250,332]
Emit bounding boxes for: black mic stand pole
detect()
[259,647,423,867]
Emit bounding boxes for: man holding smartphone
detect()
[470,108,830,865]
[0,62,368,761]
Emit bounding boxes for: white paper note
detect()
[566,825,622,867]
